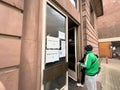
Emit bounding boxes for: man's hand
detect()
[80,62,86,67]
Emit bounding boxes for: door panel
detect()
[68,28,75,71]
[68,27,77,81]
[43,3,68,90]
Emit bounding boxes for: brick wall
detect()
[97,0,120,39]
[82,0,99,55]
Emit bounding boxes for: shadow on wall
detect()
[0,81,6,90]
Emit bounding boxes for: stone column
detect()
[19,0,40,90]
[77,0,84,82]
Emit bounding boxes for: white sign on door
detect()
[46,50,59,63]
[59,40,66,57]
[47,36,60,49]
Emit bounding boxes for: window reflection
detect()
[44,74,66,90]
[69,0,77,8]
[46,4,66,37]
[68,28,75,71]
[45,4,66,65]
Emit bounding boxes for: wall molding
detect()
[99,37,120,42]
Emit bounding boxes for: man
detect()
[79,45,99,90]
[77,53,87,87]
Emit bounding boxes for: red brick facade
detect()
[97,0,120,39]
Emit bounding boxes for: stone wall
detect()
[0,0,24,90]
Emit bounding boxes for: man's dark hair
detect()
[84,45,93,51]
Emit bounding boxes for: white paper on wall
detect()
[46,50,59,63]
[59,41,66,57]
[58,31,65,40]
[47,36,60,49]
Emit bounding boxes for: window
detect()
[45,4,66,67]
[44,4,67,90]
[70,0,77,8]
[90,3,94,28]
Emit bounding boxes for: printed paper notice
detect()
[59,41,66,57]
[59,31,65,40]
[47,36,60,49]
[46,50,59,63]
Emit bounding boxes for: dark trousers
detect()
[81,68,85,84]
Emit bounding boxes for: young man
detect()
[79,45,99,90]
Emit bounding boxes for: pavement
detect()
[68,58,120,90]
[68,78,102,90]
[98,58,120,90]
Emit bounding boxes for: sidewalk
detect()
[68,77,102,90]
[98,58,120,90]
[69,58,120,90]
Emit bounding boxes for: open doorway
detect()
[68,17,78,81]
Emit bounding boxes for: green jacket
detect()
[80,51,99,76]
